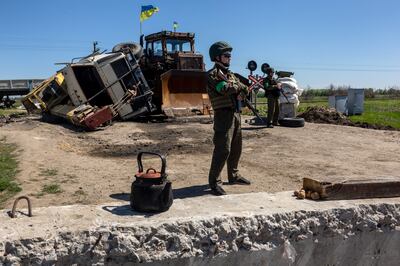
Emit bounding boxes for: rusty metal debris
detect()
[22,31,211,130]
[9,196,32,218]
[295,177,400,200]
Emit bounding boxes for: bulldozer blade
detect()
[160,70,210,116]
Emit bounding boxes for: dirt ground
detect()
[1,115,399,208]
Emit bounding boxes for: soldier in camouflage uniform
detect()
[207,41,251,196]
[263,66,281,128]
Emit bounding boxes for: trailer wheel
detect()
[112,42,143,59]
[278,117,305,128]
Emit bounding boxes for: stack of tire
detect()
[277,77,305,128]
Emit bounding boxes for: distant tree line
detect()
[301,85,400,99]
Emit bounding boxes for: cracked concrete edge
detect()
[1,192,400,265]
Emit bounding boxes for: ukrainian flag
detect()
[140,5,159,22]
[173,21,179,29]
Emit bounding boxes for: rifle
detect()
[280,89,290,104]
[267,77,290,104]
[217,69,264,122]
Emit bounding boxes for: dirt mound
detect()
[298,107,350,125]
[298,106,398,131]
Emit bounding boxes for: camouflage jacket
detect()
[207,65,248,111]
[263,76,280,98]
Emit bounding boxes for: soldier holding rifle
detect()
[263,65,282,128]
[206,41,251,196]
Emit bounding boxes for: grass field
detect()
[249,97,329,115]
[348,98,400,128]
[0,108,26,116]
[0,98,26,116]
[0,137,21,208]
[250,96,400,129]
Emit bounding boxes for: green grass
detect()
[41,183,63,194]
[248,96,400,129]
[348,99,400,128]
[0,138,21,208]
[0,108,26,116]
[246,97,329,116]
[0,98,26,116]
[298,97,400,129]
[298,100,328,113]
[40,168,58,177]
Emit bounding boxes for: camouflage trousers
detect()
[208,108,242,188]
[267,96,280,124]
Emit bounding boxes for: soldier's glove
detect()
[216,81,239,95]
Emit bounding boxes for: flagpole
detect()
[140,21,142,36]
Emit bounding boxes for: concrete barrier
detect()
[1,192,400,265]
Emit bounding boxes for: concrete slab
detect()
[1,192,400,265]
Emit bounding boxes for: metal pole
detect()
[254,90,257,111]
[249,70,253,103]
[254,74,258,111]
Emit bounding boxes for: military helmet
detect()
[267,67,275,74]
[261,63,274,74]
[209,41,233,62]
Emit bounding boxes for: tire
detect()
[278,117,305,128]
[112,42,143,59]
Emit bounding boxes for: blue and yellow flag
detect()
[140,5,159,22]
[173,21,179,30]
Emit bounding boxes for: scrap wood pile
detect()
[298,106,398,130]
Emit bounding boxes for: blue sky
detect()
[0,0,399,88]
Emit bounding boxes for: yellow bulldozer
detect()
[115,30,211,116]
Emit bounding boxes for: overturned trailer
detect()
[22,31,211,129]
[23,50,155,129]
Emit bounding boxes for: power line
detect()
[276,66,400,72]
[1,35,95,44]
[0,44,90,51]
[271,61,400,68]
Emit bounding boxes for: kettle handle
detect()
[146,168,157,174]
[137,152,166,175]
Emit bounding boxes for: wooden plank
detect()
[303,177,400,200]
